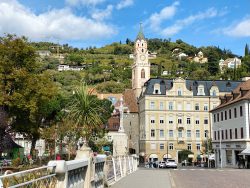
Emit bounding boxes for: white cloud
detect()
[223,18,250,37]
[148,1,179,30]
[116,0,134,10]
[161,8,218,36]
[66,0,106,7]
[0,0,116,41]
[91,5,113,21]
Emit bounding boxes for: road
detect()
[110,167,250,188]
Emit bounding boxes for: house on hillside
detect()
[193,51,208,63]
[219,57,241,73]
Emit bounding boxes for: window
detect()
[160,130,164,138]
[151,143,156,150]
[204,118,208,124]
[222,130,224,140]
[169,143,174,150]
[195,103,199,111]
[178,117,182,124]
[186,103,191,111]
[229,109,232,119]
[150,117,155,124]
[107,136,112,141]
[225,111,227,120]
[204,104,208,111]
[214,114,216,123]
[187,143,192,150]
[169,130,173,137]
[225,130,228,139]
[205,130,208,138]
[187,130,191,138]
[160,143,164,150]
[160,116,164,124]
[178,130,183,138]
[221,112,223,121]
[196,130,200,138]
[150,101,155,109]
[169,102,173,110]
[241,127,244,139]
[240,106,243,117]
[218,131,220,140]
[187,118,191,124]
[177,103,182,110]
[217,113,220,122]
[195,118,200,125]
[151,130,155,137]
[177,88,182,96]
[141,69,145,78]
[230,129,232,139]
[212,90,217,97]
[160,102,164,110]
[196,143,201,150]
[235,128,238,139]
[214,131,216,140]
[169,117,173,124]
[234,108,237,118]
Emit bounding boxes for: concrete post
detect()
[119,156,123,177]
[112,157,117,181]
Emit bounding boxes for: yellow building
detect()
[138,78,242,163]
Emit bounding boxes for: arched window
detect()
[141,69,145,78]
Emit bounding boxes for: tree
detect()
[66,83,113,145]
[245,44,249,56]
[0,35,60,154]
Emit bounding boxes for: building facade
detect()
[211,79,250,168]
[138,78,241,163]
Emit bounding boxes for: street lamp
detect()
[219,127,222,168]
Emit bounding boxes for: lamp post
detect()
[219,127,222,168]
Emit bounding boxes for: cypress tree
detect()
[245,43,249,56]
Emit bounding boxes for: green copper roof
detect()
[136,23,145,40]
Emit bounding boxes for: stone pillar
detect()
[75,145,93,188]
[112,132,128,157]
[221,149,227,167]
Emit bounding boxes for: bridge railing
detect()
[0,155,138,188]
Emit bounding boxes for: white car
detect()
[158,161,166,168]
[166,159,177,168]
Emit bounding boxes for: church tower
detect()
[132,24,150,98]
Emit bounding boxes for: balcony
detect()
[177,123,184,129]
[177,137,185,143]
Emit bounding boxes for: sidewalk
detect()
[110,168,172,188]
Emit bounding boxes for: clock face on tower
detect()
[140,55,146,61]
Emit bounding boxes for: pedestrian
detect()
[56,154,61,160]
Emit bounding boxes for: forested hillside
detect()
[30,38,250,93]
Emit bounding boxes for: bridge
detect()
[1,156,250,188]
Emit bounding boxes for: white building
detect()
[36,50,51,57]
[219,57,241,73]
[193,51,208,64]
[14,134,46,157]
[211,78,250,168]
[58,65,84,71]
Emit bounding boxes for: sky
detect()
[0,0,250,56]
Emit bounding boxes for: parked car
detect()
[166,159,177,168]
[159,161,166,168]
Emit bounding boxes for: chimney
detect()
[232,91,240,100]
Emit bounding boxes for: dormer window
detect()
[197,84,205,96]
[210,86,219,97]
[153,83,161,94]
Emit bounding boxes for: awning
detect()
[188,154,194,158]
[139,152,145,156]
[163,154,172,159]
[149,154,158,158]
[239,147,250,155]
[209,154,215,160]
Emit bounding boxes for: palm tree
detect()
[66,83,111,146]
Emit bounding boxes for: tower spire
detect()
[136,22,145,40]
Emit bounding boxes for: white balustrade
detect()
[0,155,138,188]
